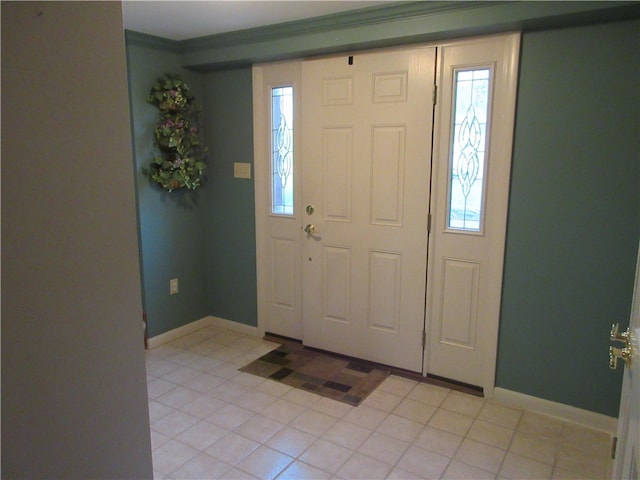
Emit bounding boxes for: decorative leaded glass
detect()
[448,69,490,231]
[271,86,294,215]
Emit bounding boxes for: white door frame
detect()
[253,33,520,394]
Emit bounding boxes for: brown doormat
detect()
[239,344,390,406]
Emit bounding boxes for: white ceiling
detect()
[122,1,392,41]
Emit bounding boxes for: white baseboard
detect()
[147,317,215,349]
[208,316,260,337]
[492,387,618,435]
[147,316,259,349]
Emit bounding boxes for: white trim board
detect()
[208,316,260,338]
[146,316,259,349]
[493,387,617,435]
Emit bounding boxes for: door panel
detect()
[369,251,402,333]
[272,238,296,308]
[323,128,352,221]
[427,34,520,391]
[253,62,303,339]
[439,258,479,349]
[323,246,350,323]
[371,126,406,225]
[301,47,435,372]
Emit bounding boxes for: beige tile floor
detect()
[147,326,613,480]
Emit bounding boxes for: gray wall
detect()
[126,42,210,338]
[496,20,639,417]
[2,2,153,478]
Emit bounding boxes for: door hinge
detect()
[427,213,432,233]
[611,436,617,459]
[432,85,438,105]
[422,330,427,349]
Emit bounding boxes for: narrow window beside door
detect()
[271,86,294,215]
[448,68,491,232]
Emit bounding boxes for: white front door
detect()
[254,34,520,389]
[612,241,640,479]
[300,47,436,372]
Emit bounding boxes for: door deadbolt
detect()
[610,323,631,347]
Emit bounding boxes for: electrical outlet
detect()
[169,278,179,295]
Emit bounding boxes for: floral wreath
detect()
[145,74,206,191]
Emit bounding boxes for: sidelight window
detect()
[271,86,294,215]
[447,68,491,232]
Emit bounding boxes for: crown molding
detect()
[125,30,181,53]
[124,1,640,70]
[179,1,492,52]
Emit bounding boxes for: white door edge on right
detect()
[425,33,521,394]
[612,240,640,480]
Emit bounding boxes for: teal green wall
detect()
[203,69,258,326]
[496,20,639,417]
[126,42,209,337]
[126,39,257,334]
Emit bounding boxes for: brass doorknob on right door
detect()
[609,323,633,369]
[304,224,317,234]
[610,345,632,369]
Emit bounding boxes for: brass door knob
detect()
[609,345,632,369]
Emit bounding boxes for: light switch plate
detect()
[234,162,251,179]
[169,278,178,295]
